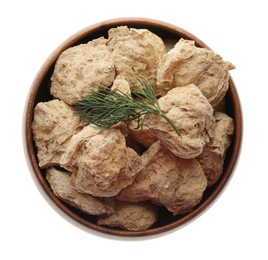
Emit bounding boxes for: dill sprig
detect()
[73,79,181,137]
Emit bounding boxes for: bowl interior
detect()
[24,18,242,237]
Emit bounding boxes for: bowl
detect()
[23,17,242,237]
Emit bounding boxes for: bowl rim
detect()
[23,17,243,237]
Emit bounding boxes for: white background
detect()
[1,0,267,259]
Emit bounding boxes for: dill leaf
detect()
[73,79,181,137]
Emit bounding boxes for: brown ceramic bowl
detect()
[23,18,242,237]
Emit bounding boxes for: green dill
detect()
[73,79,181,137]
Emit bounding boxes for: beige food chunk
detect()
[111,75,131,96]
[51,37,115,105]
[98,201,157,231]
[130,85,215,158]
[118,141,207,215]
[46,167,113,216]
[212,112,234,155]
[198,111,234,186]
[129,127,158,148]
[32,99,85,168]
[107,26,165,86]
[156,39,235,107]
[60,125,141,197]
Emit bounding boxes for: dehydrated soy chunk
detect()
[60,125,141,197]
[51,37,115,105]
[98,201,157,231]
[156,39,235,107]
[32,99,85,168]
[46,167,113,216]
[130,85,215,159]
[107,26,165,87]
[198,111,234,186]
[118,141,207,215]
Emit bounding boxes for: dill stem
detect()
[159,112,182,137]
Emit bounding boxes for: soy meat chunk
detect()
[51,37,115,105]
[107,26,165,87]
[130,85,215,159]
[212,112,234,156]
[46,168,113,216]
[111,75,131,96]
[60,125,141,197]
[118,141,207,215]
[156,39,235,107]
[32,99,85,168]
[198,112,234,186]
[129,124,158,148]
[98,201,157,231]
